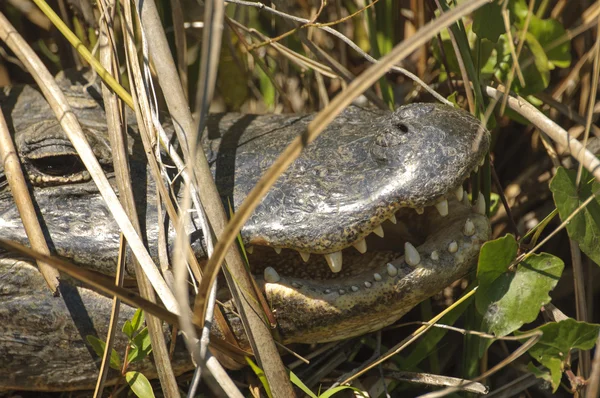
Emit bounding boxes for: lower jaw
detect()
[222,199,491,346]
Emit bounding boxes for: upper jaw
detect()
[241,103,490,258]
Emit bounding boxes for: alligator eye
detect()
[29,155,86,177]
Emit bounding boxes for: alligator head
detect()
[0,73,490,390]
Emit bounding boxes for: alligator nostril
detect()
[397,123,409,133]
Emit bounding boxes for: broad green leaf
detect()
[522,32,551,91]
[475,234,518,292]
[125,371,156,398]
[128,328,152,364]
[122,320,134,339]
[527,362,553,385]
[246,357,272,398]
[473,1,504,43]
[526,17,571,68]
[131,308,145,333]
[517,319,600,391]
[86,335,121,370]
[477,245,563,338]
[550,167,600,266]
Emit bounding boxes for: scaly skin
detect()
[0,72,490,390]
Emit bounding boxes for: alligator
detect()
[0,71,491,391]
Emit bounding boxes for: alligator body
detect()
[0,72,491,391]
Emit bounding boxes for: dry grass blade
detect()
[123,1,199,395]
[485,85,600,184]
[99,1,180,395]
[0,104,60,295]
[0,10,178,315]
[588,330,600,397]
[0,239,180,325]
[384,371,488,394]
[197,0,490,339]
[93,4,129,395]
[93,234,127,398]
[127,0,254,395]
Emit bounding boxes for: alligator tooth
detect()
[415,207,424,215]
[387,263,398,277]
[364,281,372,288]
[388,214,397,224]
[474,166,479,173]
[274,247,282,254]
[263,267,280,283]
[448,241,458,253]
[404,242,421,266]
[435,199,449,217]
[480,156,485,167]
[462,190,470,206]
[339,289,346,295]
[454,186,464,201]
[474,192,486,215]
[299,251,310,262]
[373,225,385,238]
[352,239,367,254]
[430,250,440,261]
[373,273,382,281]
[324,252,343,273]
[351,285,359,292]
[463,218,475,236]
[292,282,302,288]
[246,246,254,254]
[324,289,331,294]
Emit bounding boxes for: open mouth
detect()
[240,192,490,344]
[250,190,486,283]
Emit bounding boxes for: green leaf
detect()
[123,320,134,340]
[477,252,563,339]
[245,357,272,398]
[527,362,553,384]
[289,370,357,398]
[473,2,504,42]
[125,371,156,398]
[475,234,518,291]
[128,328,153,364]
[86,335,121,370]
[526,16,571,69]
[550,167,600,266]
[488,192,501,217]
[476,235,564,345]
[131,308,145,334]
[517,319,600,392]
[289,371,317,398]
